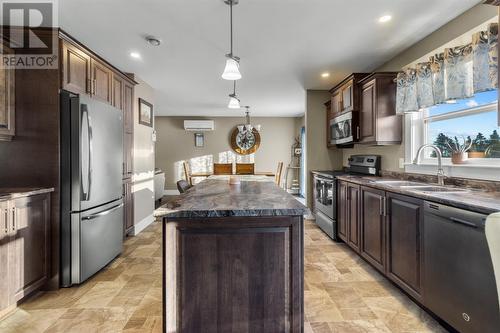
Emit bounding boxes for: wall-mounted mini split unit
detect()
[184,120,215,131]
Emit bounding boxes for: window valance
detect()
[396,23,498,113]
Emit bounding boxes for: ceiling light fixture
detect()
[221,0,241,80]
[228,81,241,109]
[378,15,392,23]
[321,72,330,78]
[130,52,141,59]
[238,106,261,133]
[145,36,161,46]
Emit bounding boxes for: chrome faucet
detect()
[413,144,445,186]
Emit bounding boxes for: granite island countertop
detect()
[0,187,54,201]
[156,179,309,219]
[336,175,500,215]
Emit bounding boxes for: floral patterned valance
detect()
[396,23,498,114]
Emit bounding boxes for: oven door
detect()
[330,112,353,145]
[314,176,334,220]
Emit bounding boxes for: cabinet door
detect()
[90,59,112,103]
[360,187,385,272]
[112,75,123,110]
[0,201,10,312]
[347,183,360,253]
[123,82,134,134]
[337,181,348,242]
[61,41,91,95]
[386,192,423,301]
[9,194,50,302]
[360,80,376,143]
[123,181,134,235]
[341,80,353,112]
[0,44,15,141]
[331,91,341,115]
[123,131,133,179]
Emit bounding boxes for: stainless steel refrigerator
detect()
[60,90,124,287]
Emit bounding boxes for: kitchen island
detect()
[157,177,308,333]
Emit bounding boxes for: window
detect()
[411,90,500,163]
[406,90,500,180]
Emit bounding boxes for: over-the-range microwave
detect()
[329,111,359,146]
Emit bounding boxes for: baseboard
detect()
[164,189,180,195]
[132,214,155,236]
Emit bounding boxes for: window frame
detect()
[404,101,500,181]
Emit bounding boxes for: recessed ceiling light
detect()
[321,72,330,78]
[130,52,141,59]
[378,15,392,23]
[145,36,161,46]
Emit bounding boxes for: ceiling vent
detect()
[184,120,215,131]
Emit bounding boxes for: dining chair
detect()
[236,163,255,175]
[183,161,192,185]
[275,162,284,187]
[214,163,233,175]
[485,212,500,312]
[177,180,192,194]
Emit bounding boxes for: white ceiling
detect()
[59,0,482,117]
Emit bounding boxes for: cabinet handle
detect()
[356,126,360,139]
[11,207,15,232]
[379,198,384,216]
[4,209,7,234]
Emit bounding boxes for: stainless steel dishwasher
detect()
[423,201,500,333]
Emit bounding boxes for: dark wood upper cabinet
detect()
[329,73,369,116]
[123,81,134,135]
[360,186,386,272]
[0,44,15,142]
[385,192,424,301]
[61,40,91,95]
[346,183,361,253]
[112,75,123,110]
[90,59,112,103]
[337,181,348,242]
[359,72,402,145]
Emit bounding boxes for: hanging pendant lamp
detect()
[228,81,241,109]
[238,106,261,133]
[221,0,241,80]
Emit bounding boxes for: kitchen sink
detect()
[373,180,427,187]
[403,186,468,193]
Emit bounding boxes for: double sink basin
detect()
[371,180,469,193]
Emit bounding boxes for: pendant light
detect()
[221,0,241,80]
[228,81,241,109]
[238,106,261,133]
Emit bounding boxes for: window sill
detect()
[404,163,500,181]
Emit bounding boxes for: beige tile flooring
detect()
[0,219,447,333]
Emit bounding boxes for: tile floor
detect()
[0,219,447,333]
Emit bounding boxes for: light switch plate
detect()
[399,158,405,169]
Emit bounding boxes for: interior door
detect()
[79,95,123,211]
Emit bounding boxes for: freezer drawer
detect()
[71,200,124,284]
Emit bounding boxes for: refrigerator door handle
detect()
[81,105,93,201]
[82,203,124,221]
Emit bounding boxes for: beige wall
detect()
[305,90,343,207]
[132,76,156,234]
[155,116,299,190]
[342,4,498,171]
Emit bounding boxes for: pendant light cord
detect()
[229,1,233,55]
[233,81,236,95]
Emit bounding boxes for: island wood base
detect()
[163,215,304,333]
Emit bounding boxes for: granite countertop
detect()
[336,175,500,215]
[156,178,308,219]
[0,187,55,201]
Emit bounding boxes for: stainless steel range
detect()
[312,155,381,240]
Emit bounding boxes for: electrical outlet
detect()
[399,158,405,169]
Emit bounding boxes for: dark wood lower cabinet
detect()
[123,180,134,236]
[360,186,386,272]
[0,193,50,318]
[164,216,303,333]
[385,192,424,301]
[346,183,360,253]
[338,181,424,302]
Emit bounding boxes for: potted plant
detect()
[469,133,487,158]
[446,136,472,164]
